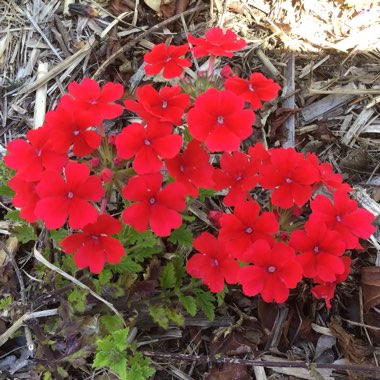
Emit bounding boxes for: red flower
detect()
[307,153,352,193]
[220,65,234,79]
[60,214,125,273]
[260,148,320,209]
[248,142,271,168]
[35,161,104,229]
[8,175,40,223]
[187,89,255,152]
[219,201,279,260]
[100,168,113,183]
[309,191,375,249]
[165,140,215,197]
[213,151,259,206]
[186,232,240,292]
[144,43,191,79]
[289,221,346,282]
[122,173,187,236]
[239,240,303,303]
[225,73,281,109]
[124,85,190,127]
[115,122,183,174]
[208,210,224,228]
[311,256,352,308]
[4,126,68,182]
[60,78,124,122]
[188,27,247,58]
[45,107,101,157]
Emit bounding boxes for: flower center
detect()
[285,177,293,184]
[149,197,156,205]
[67,191,74,199]
[180,164,185,173]
[314,245,320,253]
[248,84,254,92]
[235,174,242,181]
[144,139,151,146]
[36,149,42,157]
[162,100,168,109]
[245,227,253,234]
[267,266,276,273]
[73,130,80,136]
[217,116,224,125]
[336,215,342,222]
[91,235,99,241]
[210,258,219,267]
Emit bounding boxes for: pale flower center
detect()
[285,177,293,184]
[314,245,319,253]
[217,116,224,125]
[248,84,254,92]
[73,130,80,136]
[91,235,99,241]
[67,191,74,199]
[162,100,168,109]
[336,215,342,222]
[245,227,253,234]
[210,258,219,267]
[267,266,276,273]
[144,139,151,146]
[149,197,156,205]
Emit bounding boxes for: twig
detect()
[92,5,208,80]
[33,246,126,326]
[142,351,380,373]
[33,62,48,129]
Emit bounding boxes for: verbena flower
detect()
[311,256,351,308]
[45,106,101,157]
[219,200,279,260]
[4,126,68,182]
[61,214,125,273]
[165,140,215,197]
[60,78,124,122]
[289,220,346,282]
[188,27,247,58]
[115,122,183,174]
[213,151,259,206]
[35,161,104,229]
[310,191,375,249]
[122,173,186,236]
[187,88,255,152]
[186,232,240,292]
[260,148,320,209]
[239,240,303,303]
[144,43,191,79]
[124,85,190,127]
[225,73,281,109]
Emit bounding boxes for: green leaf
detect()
[181,213,196,222]
[50,229,68,243]
[148,305,169,329]
[93,328,129,380]
[68,288,88,313]
[194,288,215,321]
[178,294,197,317]
[126,228,157,248]
[198,188,216,202]
[126,352,155,380]
[159,262,176,289]
[168,225,193,247]
[0,184,14,197]
[216,286,228,307]
[167,308,185,327]
[0,296,13,311]
[14,224,37,243]
[99,315,125,335]
[172,256,186,283]
[5,209,22,222]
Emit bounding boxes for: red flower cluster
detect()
[4,28,375,311]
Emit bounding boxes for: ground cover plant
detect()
[1,25,378,379]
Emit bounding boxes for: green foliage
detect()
[5,210,37,243]
[148,305,184,329]
[0,161,14,197]
[198,188,217,202]
[168,225,193,247]
[99,314,125,335]
[159,262,176,289]
[93,328,155,380]
[0,296,13,311]
[49,229,68,243]
[193,288,216,321]
[68,288,88,313]
[177,294,197,317]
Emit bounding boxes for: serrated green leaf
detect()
[168,225,193,247]
[68,288,88,313]
[14,224,37,243]
[126,228,157,248]
[167,308,185,327]
[172,256,186,283]
[148,305,169,329]
[0,296,12,311]
[194,288,215,321]
[198,188,216,202]
[50,229,68,243]
[99,315,125,335]
[0,184,14,197]
[178,294,197,317]
[5,209,22,222]
[216,286,228,307]
[126,352,155,380]
[159,262,177,289]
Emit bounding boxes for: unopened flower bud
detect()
[89,157,100,168]
[113,156,123,166]
[108,134,117,145]
[208,210,224,228]
[220,65,234,79]
[100,168,113,183]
